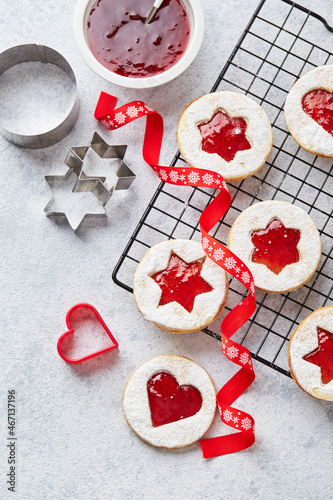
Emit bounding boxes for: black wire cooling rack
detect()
[112,0,333,377]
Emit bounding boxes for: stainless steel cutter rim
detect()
[44,132,136,232]
[44,169,106,233]
[65,131,136,206]
[0,44,79,149]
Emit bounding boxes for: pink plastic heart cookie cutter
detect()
[57,303,119,364]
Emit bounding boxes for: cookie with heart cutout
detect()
[122,355,216,449]
[133,239,228,333]
[227,200,321,294]
[177,91,273,182]
[288,306,333,401]
[284,65,333,157]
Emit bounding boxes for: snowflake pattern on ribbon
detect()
[202,173,214,185]
[169,170,179,183]
[94,92,257,459]
[188,171,199,184]
[239,352,251,366]
[227,345,239,359]
[126,106,139,118]
[221,407,254,431]
[242,271,251,284]
[114,111,126,125]
[223,409,234,423]
[213,248,225,261]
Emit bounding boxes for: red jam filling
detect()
[198,110,251,162]
[147,372,202,427]
[86,0,190,78]
[250,218,301,275]
[303,327,333,385]
[151,252,213,313]
[302,89,333,137]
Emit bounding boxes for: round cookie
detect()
[177,90,273,182]
[123,355,217,448]
[133,239,228,333]
[288,306,333,401]
[227,200,321,294]
[284,65,333,157]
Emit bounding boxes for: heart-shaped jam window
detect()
[147,372,202,427]
[302,89,333,136]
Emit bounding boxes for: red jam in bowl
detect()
[86,0,191,78]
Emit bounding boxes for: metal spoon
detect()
[145,0,164,24]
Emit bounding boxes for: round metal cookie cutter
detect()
[0,44,79,148]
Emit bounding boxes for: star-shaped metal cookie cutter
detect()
[44,132,136,232]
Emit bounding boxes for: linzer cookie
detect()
[123,355,216,448]
[177,91,273,182]
[227,200,321,294]
[288,306,333,401]
[133,239,228,333]
[284,65,333,157]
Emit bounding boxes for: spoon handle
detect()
[145,0,164,24]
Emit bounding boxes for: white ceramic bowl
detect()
[73,0,204,89]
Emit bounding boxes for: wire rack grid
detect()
[112,0,333,377]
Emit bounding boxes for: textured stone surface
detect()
[1,0,332,499]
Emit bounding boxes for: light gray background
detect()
[1,0,332,499]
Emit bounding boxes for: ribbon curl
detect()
[95,92,256,458]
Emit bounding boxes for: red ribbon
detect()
[95,92,256,458]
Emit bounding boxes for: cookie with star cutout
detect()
[227,200,321,294]
[288,306,333,401]
[133,239,228,333]
[123,355,217,449]
[177,91,273,182]
[284,65,333,157]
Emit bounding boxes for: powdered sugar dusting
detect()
[288,306,333,400]
[133,239,228,333]
[122,355,217,448]
[177,91,273,182]
[284,65,333,157]
[227,201,321,293]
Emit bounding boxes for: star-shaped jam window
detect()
[250,218,301,275]
[303,327,333,385]
[198,110,251,162]
[151,252,213,313]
